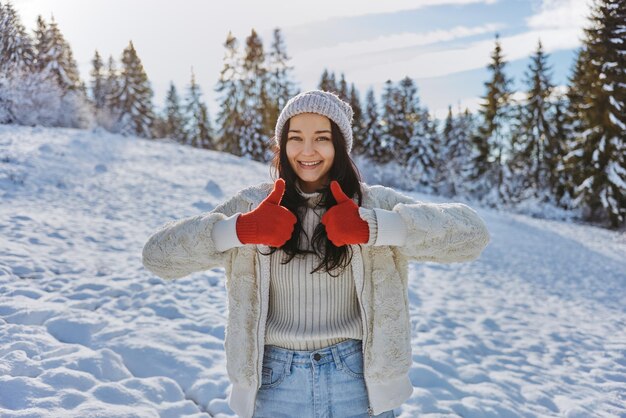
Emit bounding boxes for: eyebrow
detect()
[288,130,331,134]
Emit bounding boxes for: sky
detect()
[11,0,594,121]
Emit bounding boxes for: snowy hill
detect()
[1,125,625,418]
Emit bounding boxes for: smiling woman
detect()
[142,89,490,418]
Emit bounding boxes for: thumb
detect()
[265,178,286,205]
[330,180,351,204]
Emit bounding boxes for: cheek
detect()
[324,148,335,164]
[285,144,297,160]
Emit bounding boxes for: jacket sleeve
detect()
[141,193,247,280]
[370,185,490,263]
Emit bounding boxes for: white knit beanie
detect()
[274,90,354,154]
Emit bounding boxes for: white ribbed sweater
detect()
[211,183,409,350]
[263,186,379,350]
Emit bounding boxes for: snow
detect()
[608,111,626,130]
[607,160,626,191]
[1,124,625,417]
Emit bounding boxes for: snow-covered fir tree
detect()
[112,41,155,138]
[508,39,557,202]
[319,69,338,94]
[91,55,121,130]
[32,15,92,128]
[549,92,569,205]
[406,105,438,191]
[437,105,474,197]
[103,56,120,113]
[0,1,35,74]
[161,82,186,143]
[337,73,349,102]
[348,84,365,155]
[184,69,213,149]
[265,28,298,141]
[32,15,46,69]
[393,76,421,166]
[215,31,243,155]
[468,33,516,203]
[239,29,270,161]
[1,6,90,128]
[34,16,81,92]
[89,50,106,110]
[378,79,402,164]
[562,0,626,227]
[360,87,385,161]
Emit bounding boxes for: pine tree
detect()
[0,1,35,73]
[563,0,626,227]
[407,106,438,191]
[265,28,298,139]
[379,79,402,164]
[437,105,474,197]
[361,88,385,160]
[239,29,270,161]
[35,16,81,92]
[163,82,186,143]
[348,84,365,155]
[509,39,557,201]
[337,73,349,101]
[184,69,213,149]
[394,76,421,166]
[319,69,338,93]
[32,15,47,71]
[114,41,155,138]
[90,50,106,109]
[469,33,516,202]
[0,6,93,128]
[103,55,120,114]
[549,92,569,204]
[215,31,243,155]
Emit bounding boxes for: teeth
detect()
[300,161,321,166]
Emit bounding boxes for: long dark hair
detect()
[263,117,364,278]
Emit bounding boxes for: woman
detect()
[142,90,490,418]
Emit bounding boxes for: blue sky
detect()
[13,0,592,121]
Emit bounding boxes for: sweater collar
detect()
[295,180,324,208]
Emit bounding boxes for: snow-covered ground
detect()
[1,125,624,418]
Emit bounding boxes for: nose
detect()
[302,140,316,155]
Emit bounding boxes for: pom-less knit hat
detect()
[274,90,354,154]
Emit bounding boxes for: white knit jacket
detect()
[142,182,490,417]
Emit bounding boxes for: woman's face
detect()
[285,113,335,193]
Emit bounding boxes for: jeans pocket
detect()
[259,357,287,390]
[339,350,364,379]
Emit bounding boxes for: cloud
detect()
[290,0,592,99]
[230,0,499,29]
[293,23,583,88]
[367,27,581,81]
[293,23,504,61]
[526,0,592,31]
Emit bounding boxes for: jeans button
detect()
[313,353,321,361]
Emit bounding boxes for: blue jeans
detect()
[253,338,397,418]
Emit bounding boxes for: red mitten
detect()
[236,178,297,247]
[321,181,369,246]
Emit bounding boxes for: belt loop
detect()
[330,346,343,370]
[285,351,294,375]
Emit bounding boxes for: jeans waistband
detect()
[263,338,362,367]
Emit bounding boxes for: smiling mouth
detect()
[298,161,322,167]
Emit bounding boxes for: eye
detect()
[288,136,302,141]
[317,137,330,141]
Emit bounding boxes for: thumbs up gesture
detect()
[321,181,370,246]
[236,178,297,247]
